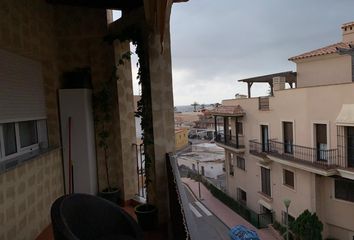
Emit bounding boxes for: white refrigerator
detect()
[59,89,97,195]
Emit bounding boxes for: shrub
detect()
[291,210,323,240]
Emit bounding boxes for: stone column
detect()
[145,26,175,225]
[113,40,138,202]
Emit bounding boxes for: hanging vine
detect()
[105,25,155,203]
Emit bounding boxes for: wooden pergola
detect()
[238,71,297,98]
[47,0,188,10]
[46,0,143,10]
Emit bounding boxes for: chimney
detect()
[273,76,285,91]
[342,22,354,43]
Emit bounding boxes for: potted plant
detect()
[105,26,159,231]
[94,68,121,204]
[131,33,159,231]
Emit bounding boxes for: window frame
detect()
[261,167,271,197]
[283,169,295,189]
[18,120,39,150]
[237,187,247,205]
[236,156,245,171]
[334,178,354,203]
[1,122,18,157]
[236,121,243,135]
[0,120,42,161]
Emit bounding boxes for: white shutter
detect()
[0,49,46,123]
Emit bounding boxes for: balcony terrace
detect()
[210,105,246,152]
[215,132,245,151]
[249,139,339,174]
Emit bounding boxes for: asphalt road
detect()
[183,184,230,240]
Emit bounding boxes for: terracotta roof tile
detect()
[209,105,245,117]
[342,21,354,29]
[289,42,353,61]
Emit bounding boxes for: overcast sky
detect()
[114,1,354,106]
[169,0,354,105]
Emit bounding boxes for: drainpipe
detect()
[235,117,239,148]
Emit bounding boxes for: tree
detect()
[191,101,199,112]
[291,209,323,240]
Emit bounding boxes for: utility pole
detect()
[283,199,291,240]
[197,160,201,199]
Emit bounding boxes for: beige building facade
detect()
[213,22,354,239]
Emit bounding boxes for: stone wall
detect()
[52,5,119,191]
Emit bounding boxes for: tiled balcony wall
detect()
[0,149,63,240]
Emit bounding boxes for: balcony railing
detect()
[166,153,199,240]
[249,139,338,168]
[133,143,145,199]
[215,132,245,149]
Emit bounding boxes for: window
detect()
[19,121,38,148]
[282,211,295,225]
[236,122,243,135]
[0,120,47,161]
[283,169,295,188]
[261,167,271,196]
[3,123,17,156]
[237,188,247,205]
[335,178,354,202]
[236,156,245,170]
[229,153,234,176]
[315,124,327,161]
[230,168,234,176]
[283,122,293,154]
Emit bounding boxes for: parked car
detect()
[229,225,259,240]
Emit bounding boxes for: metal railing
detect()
[166,153,198,240]
[186,168,274,229]
[215,132,245,149]
[249,139,338,168]
[133,143,145,199]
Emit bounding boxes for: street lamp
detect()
[283,199,291,240]
[196,160,201,199]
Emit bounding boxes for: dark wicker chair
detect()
[51,194,143,240]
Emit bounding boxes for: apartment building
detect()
[211,22,354,239]
[0,1,189,239]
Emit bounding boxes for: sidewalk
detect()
[182,178,277,240]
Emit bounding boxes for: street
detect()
[183,184,230,240]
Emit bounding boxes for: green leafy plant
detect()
[93,68,117,191]
[291,209,323,240]
[106,25,156,203]
[93,53,131,191]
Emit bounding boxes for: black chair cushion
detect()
[51,194,143,240]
